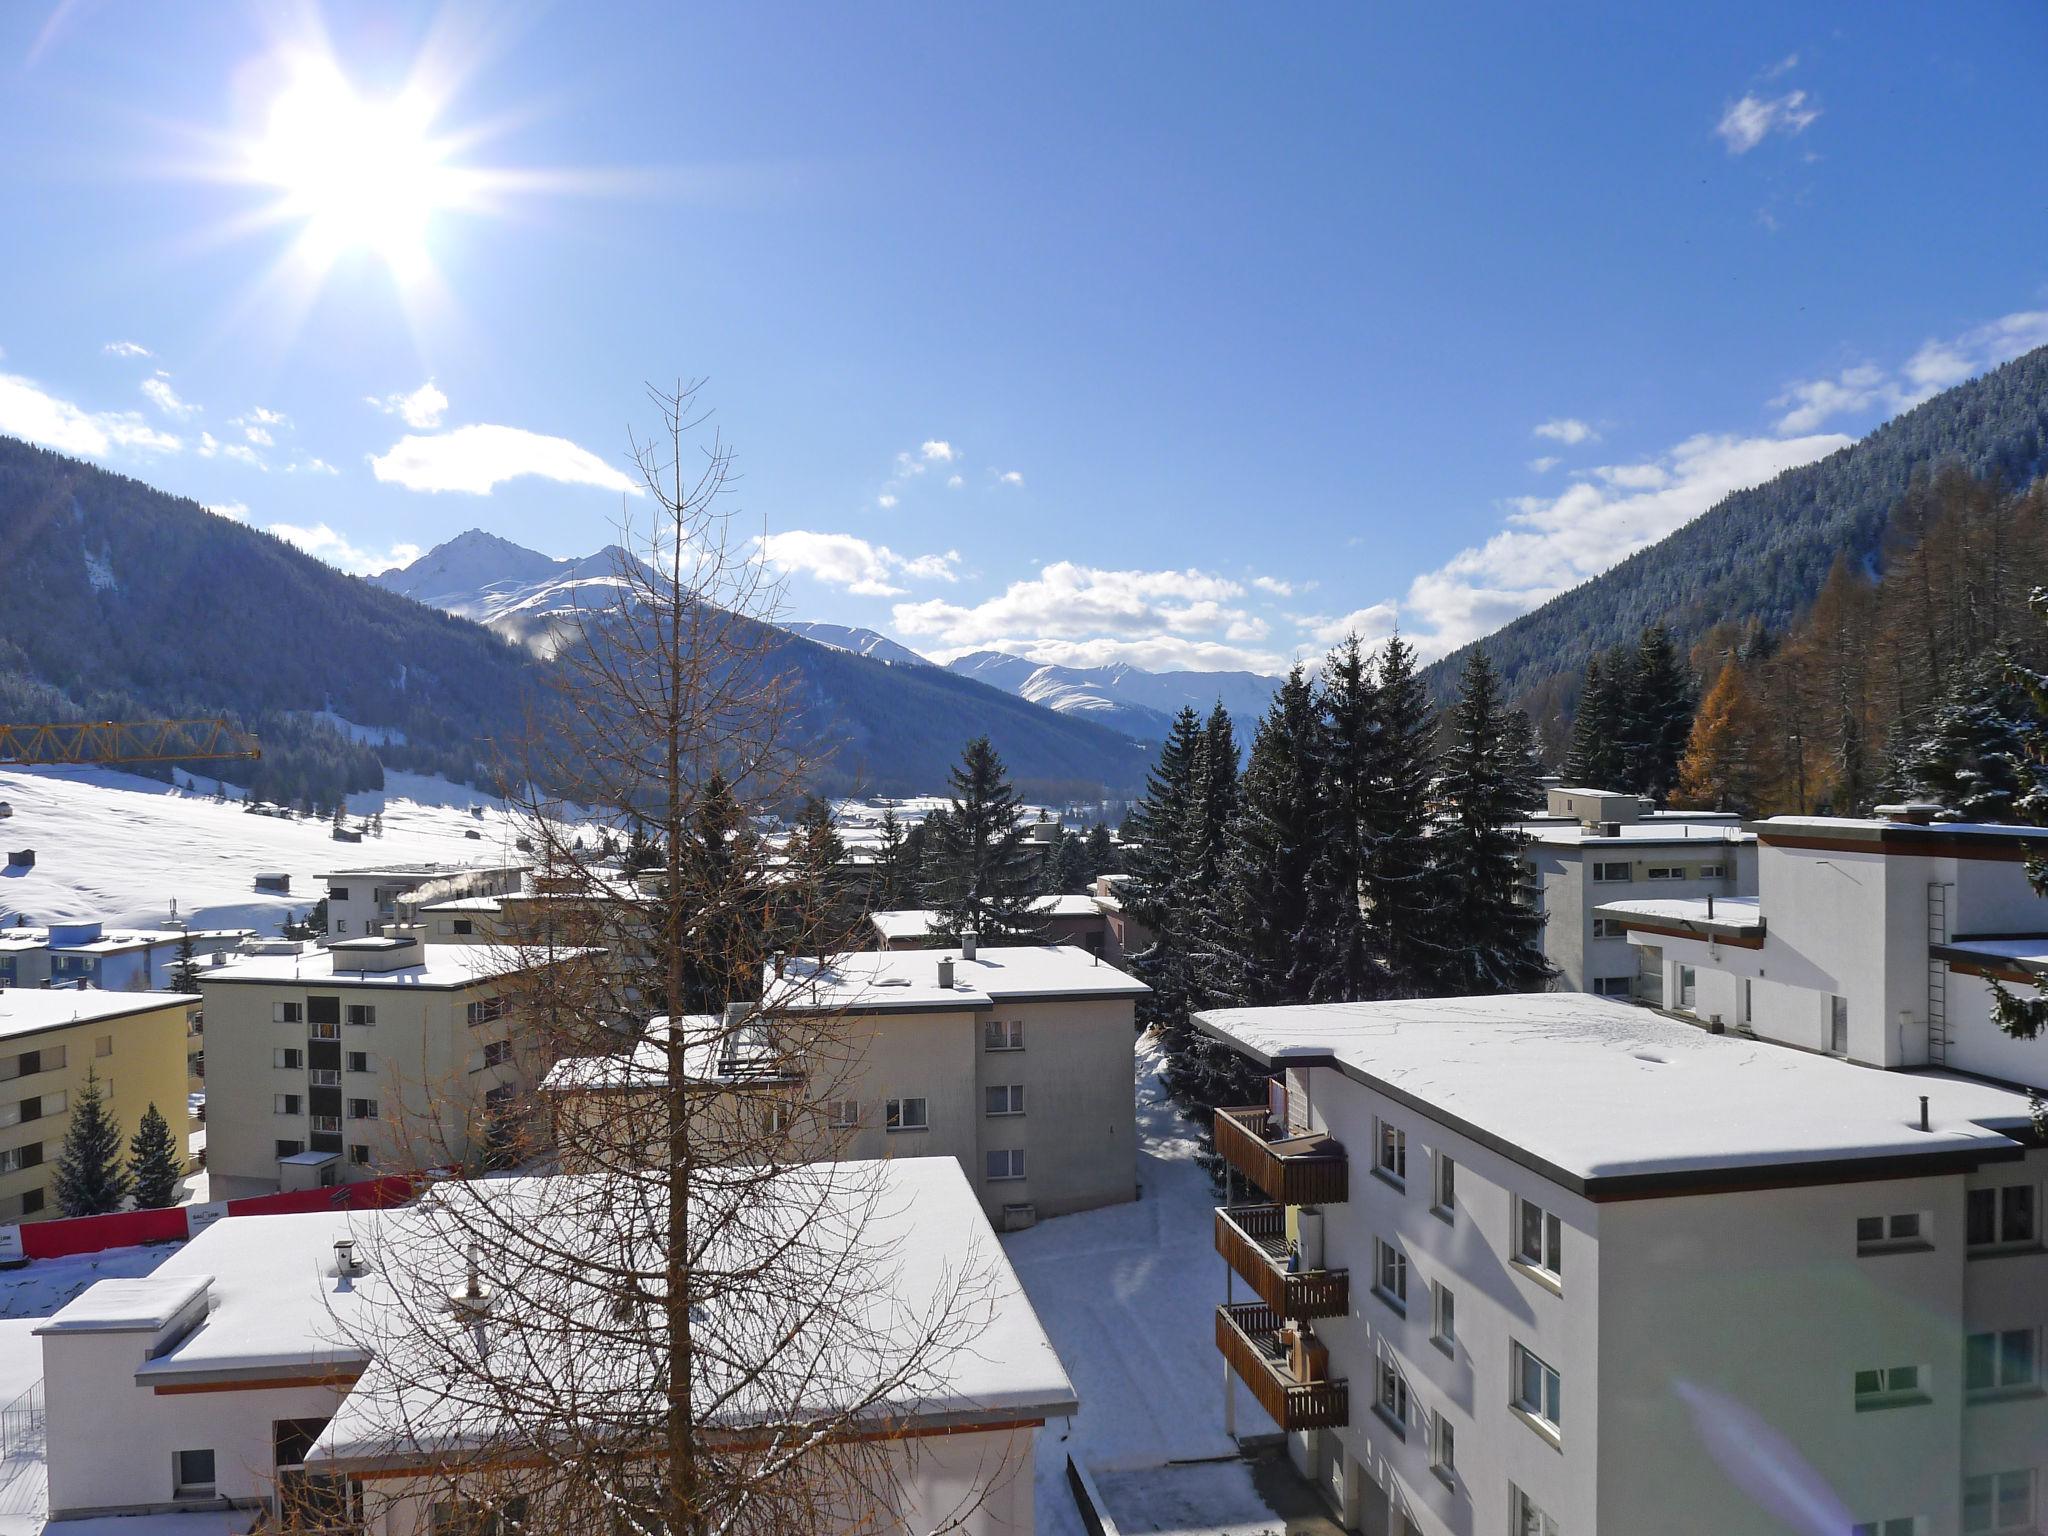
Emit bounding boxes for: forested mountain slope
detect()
[1421,346,2048,711]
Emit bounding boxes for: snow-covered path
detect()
[1003,1033,1276,1534]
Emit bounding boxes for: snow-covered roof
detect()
[49,928,182,955]
[1517,821,1753,849]
[325,861,523,881]
[1757,815,2048,853]
[542,1014,796,1092]
[198,942,568,991]
[1195,993,2035,1194]
[768,945,1147,1013]
[0,987,195,1042]
[1934,937,2048,979]
[868,896,1104,942]
[37,1274,211,1334]
[1594,895,1764,939]
[415,894,504,913]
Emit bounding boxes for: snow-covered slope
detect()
[946,651,1279,742]
[373,533,645,654]
[0,766,544,932]
[778,622,930,668]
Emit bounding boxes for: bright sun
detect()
[250,65,454,278]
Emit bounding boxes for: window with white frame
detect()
[1513,1343,1562,1434]
[275,1093,302,1116]
[1430,1279,1455,1350]
[1373,1352,1408,1435]
[1965,1328,2039,1397]
[1676,964,1697,1009]
[1428,1408,1454,1479]
[1963,1469,2034,1534]
[1511,1483,1562,1536]
[1591,916,1626,939]
[1853,1364,1926,1410]
[1967,1184,2038,1250]
[1516,1196,1563,1280]
[1856,1211,1928,1254]
[1592,861,1631,883]
[345,1004,376,1027]
[1739,977,1753,1025]
[1373,1236,1407,1309]
[985,1084,1025,1117]
[348,1098,379,1121]
[346,1051,372,1074]
[482,1039,512,1068]
[986,1148,1025,1181]
[1698,862,1727,879]
[1592,976,1632,998]
[827,1097,858,1129]
[983,1018,1023,1051]
[1375,1117,1406,1184]
[1646,865,1682,881]
[885,1097,928,1131]
[273,1047,303,1070]
[272,1001,303,1024]
[173,1448,216,1499]
[466,997,505,1026]
[1431,1151,1455,1215]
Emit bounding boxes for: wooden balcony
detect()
[1214,1204,1349,1320]
[1213,1105,1348,1206]
[1215,1302,1349,1431]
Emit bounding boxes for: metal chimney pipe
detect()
[1706,894,1714,918]
[1919,1096,1930,1132]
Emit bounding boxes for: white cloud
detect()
[893,563,1255,656]
[103,340,152,359]
[242,425,274,447]
[946,474,964,489]
[370,424,640,496]
[1716,89,1820,154]
[1771,363,1890,433]
[932,632,1291,674]
[1528,455,1561,474]
[247,406,287,425]
[0,371,181,458]
[756,531,961,598]
[997,470,1024,486]
[221,442,266,469]
[921,440,958,463]
[877,493,898,509]
[368,381,448,430]
[1251,575,1295,596]
[1771,310,2048,433]
[1302,603,1402,647]
[1533,418,1596,445]
[141,374,197,419]
[292,456,339,476]
[204,501,249,522]
[267,521,423,576]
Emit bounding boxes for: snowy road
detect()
[1002,1033,1277,1535]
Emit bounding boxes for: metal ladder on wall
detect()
[1927,880,1952,1067]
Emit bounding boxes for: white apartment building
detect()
[35,1157,1071,1534]
[1197,992,2047,1536]
[1598,807,2048,1090]
[322,862,525,941]
[1519,787,1755,996]
[868,896,1111,955]
[196,934,573,1198]
[760,940,1148,1226]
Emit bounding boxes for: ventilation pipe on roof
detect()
[962,931,978,961]
[1919,1096,1930,1133]
[1706,894,1714,919]
[937,957,955,989]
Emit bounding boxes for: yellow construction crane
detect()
[0,718,262,767]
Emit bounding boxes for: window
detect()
[1431,1152,1456,1215]
[1516,1197,1563,1280]
[275,1093,303,1116]
[885,1097,928,1132]
[1963,1470,2034,1534]
[1591,917,1625,939]
[1512,1484,1562,1536]
[1853,1364,1926,1410]
[1739,978,1753,1026]
[1513,1343,1562,1434]
[983,1018,1024,1051]
[333,919,348,934]
[0,1144,40,1175]
[1373,1237,1407,1309]
[432,1496,529,1536]
[272,1000,303,1024]
[451,919,473,937]
[985,1084,1025,1116]
[1591,976,1633,998]
[348,1098,379,1122]
[466,997,505,1026]
[1428,1408,1455,1479]
[329,887,350,902]
[1592,861,1631,883]
[173,1447,216,1498]
[1965,1328,2039,1397]
[345,1004,376,1027]
[1647,865,1682,881]
[349,1145,372,1166]
[275,1139,304,1158]
[307,996,340,1026]
[94,1034,112,1058]
[309,1021,339,1041]
[1375,1118,1406,1184]
[1856,1212,1929,1254]
[1967,1185,2037,1250]
[482,1040,512,1068]
[1373,1353,1409,1435]
[1698,862,1727,879]
[1854,1521,1921,1536]
[1676,965,1697,1009]
[345,1051,371,1075]
[310,1115,341,1135]
[986,1148,1026,1181]
[1828,995,1849,1055]
[827,1097,858,1129]
[1430,1280,1456,1350]
[19,1189,42,1216]
[305,1070,339,1089]
[273,1047,303,1070]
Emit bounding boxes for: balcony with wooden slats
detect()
[1214,1204,1349,1320]
[1213,1104,1348,1207]
[1214,1302,1348,1431]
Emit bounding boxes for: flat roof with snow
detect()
[868,896,1104,943]
[36,1274,211,1334]
[1757,815,2048,857]
[324,861,524,882]
[199,941,566,990]
[1518,821,1754,849]
[1195,992,2035,1197]
[1595,895,1764,942]
[542,1014,796,1092]
[0,987,196,1043]
[769,944,1147,1013]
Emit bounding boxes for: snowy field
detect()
[0,765,546,931]
[1003,1034,1278,1535]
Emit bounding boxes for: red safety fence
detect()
[9,1174,423,1262]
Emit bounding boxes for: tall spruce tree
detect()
[919,737,1042,940]
[1901,655,2036,822]
[1361,636,1443,993]
[54,1067,130,1216]
[1308,636,1376,1001]
[169,929,200,995]
[1174,704,1242,1023]
[128,1102,183,1209]
[872,807,911,909]
[1428,651,1554,995]
[1623,624,1695,802]
[1084,822,1119,880]
[1123,710,1205,1032]
[1565,653,1629,789]
[1048,824,1092,892]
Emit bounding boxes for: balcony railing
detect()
[1213,1105,1348,1206]
[1215,1302,1348,1430]
[1214,1204,1349,1320]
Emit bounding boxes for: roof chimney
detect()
[961,930,978,961]
[937,956,955,989]
[1875,802,1944,827]
[1919,1095,1931,1133]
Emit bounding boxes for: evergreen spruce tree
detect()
[1308,636,1376,1001]
[1901,655,2035,822]
[1122,710,1204,1032]
[1360,636,1444,993]
[128,1102,182,1209]
[872,807,910,909]
[169,928,200,995]
[1175,704,1243,1021]
[1564,654,1629,789]
[1427,651,1554,995]
[54,1067,131,1216]
[1622,625,1695,802]
[1982,599,2048,1057]
[1083,822,1119,881]
[919,738,1041,941]
[1048,824,1092,892]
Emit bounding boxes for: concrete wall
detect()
[1532,842,1755,994]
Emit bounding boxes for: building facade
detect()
[322,862,525,941]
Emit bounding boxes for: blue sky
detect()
[4,2,2046,674]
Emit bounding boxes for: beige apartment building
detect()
[197,934,571,1199]
[0,988,194,1222]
